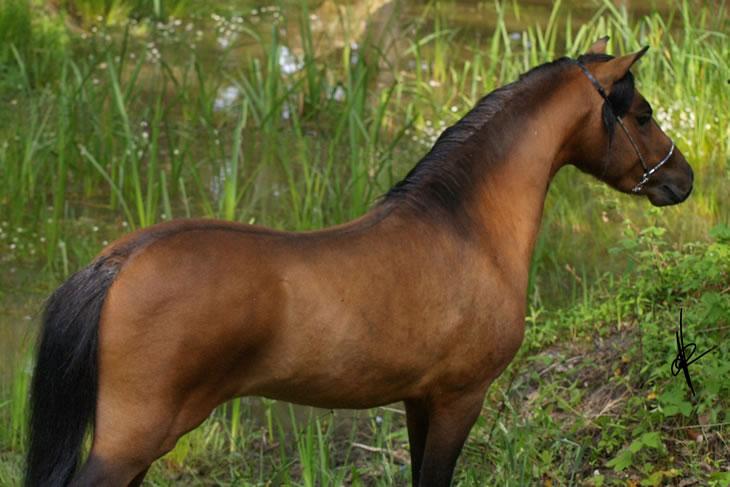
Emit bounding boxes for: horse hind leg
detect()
[70,456,149,487]
[69,412,163,487]
[69,454,146,487]
[71,392,216,487]
[70,417,191,487]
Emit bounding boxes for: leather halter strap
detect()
[575,61,674,193]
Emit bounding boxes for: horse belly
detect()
[241,281,484,408]
[254,290,530,410]
[237,310,425,408]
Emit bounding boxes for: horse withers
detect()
[26,38,693,487]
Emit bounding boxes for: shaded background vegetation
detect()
[1,0,728,485]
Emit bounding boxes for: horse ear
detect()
[593,46,649,89]
[585,36,609,55]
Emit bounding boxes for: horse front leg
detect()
[128,467,150,487]
[405,398,429,487]
[416,390,485,487]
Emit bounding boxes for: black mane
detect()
[382,53,635,224]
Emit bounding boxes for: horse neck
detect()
[461,79,589,281]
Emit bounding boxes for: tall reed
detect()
[0,1,727,484]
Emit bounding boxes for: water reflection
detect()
[278,45,302,74]
[214,85,240,111]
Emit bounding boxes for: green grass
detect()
[0,0,69,96]
[55,0,194,25]
[0,0,728,485]
[0,0,727,267]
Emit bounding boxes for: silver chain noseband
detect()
[576,61,674,193]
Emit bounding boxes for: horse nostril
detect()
[661,184,682,203]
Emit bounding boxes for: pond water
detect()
[154,0,679,112]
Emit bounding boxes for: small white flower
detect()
[332,86,345,102]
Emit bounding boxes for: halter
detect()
[576,61,674,193]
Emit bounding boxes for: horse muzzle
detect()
[646,165,694,206]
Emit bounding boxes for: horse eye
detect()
[637,114,652,126]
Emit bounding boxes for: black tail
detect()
[26,256,121,487]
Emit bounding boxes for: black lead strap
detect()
[575,60,675,193]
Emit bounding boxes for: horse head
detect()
[570,37,693,206]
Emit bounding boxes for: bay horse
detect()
[26,38,693,487]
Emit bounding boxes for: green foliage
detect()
[0,0,69,96]
[605,431,663,472]
[0,343,31,452]
[0,0,728,485]
[658,383,693,418]
[57,0,192,24]
[710,472,730,487]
